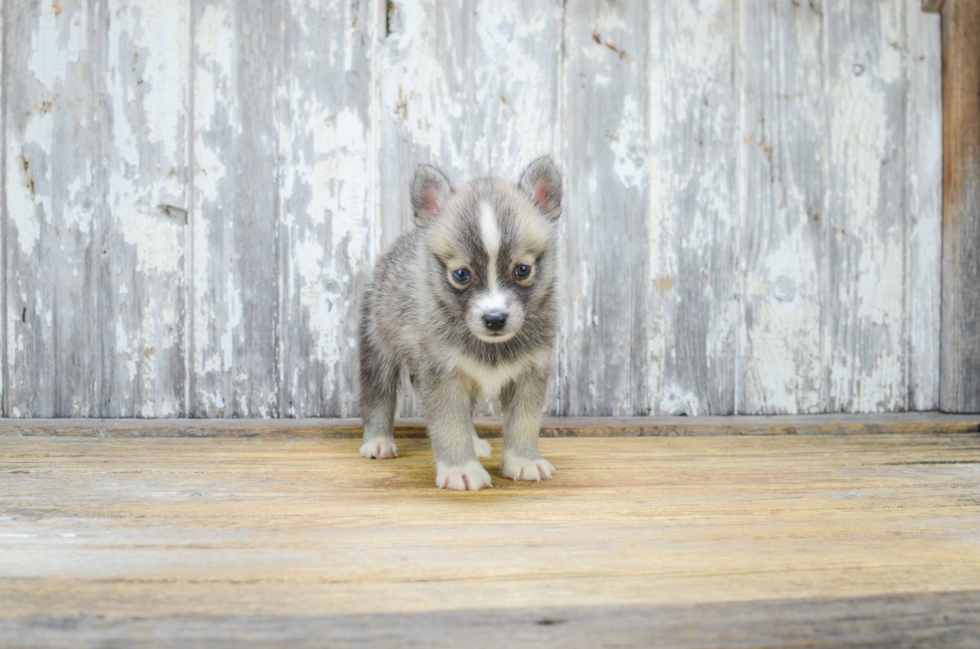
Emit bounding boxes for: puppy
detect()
[357,156,563,491]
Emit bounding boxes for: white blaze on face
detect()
[479,202,501,292]
[474,291,508,315]
[472,201,514,341]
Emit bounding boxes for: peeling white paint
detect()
[117,215,182,275]
[1,0,4,408]
[192,217,215,377]
[116,319,138,382]
[641,0,739,415]
[27,7,87,92]
[660,386,701,417]
[5,0,945,418]
[8,110,58,255]
[195,5,232,79]
[92,0,190,416]
[294,237,344,364]
[139,3,187,164]
[827,15,907,412]
[905,0,942,411]
[611,97,647,190]
[221,269,241,375]
[7,146,42,256]
[305,109,370,255]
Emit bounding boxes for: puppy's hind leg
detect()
[468,393,492,459]
[359,337,399,460]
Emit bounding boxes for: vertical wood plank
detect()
[4,1,104,417]
[560,0,649,416]
[380,0,563,416]
[904,0,942,411]
[825,0,908,412]
[278,0,379,417]
[939,0,980,413]
[642,1,738,416]
[1,0,5,416]
[102,0,189,416]
[739,0,826,414]
[4,0,189,418]
[191,0,281,417]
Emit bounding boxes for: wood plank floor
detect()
[2,427,980,647]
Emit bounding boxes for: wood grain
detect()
[646,0,739,417]
[561,0,650,416]
[825,0,909,412]
[3,592,977,649]
[939,0,980,412]
[5,1,105,416]
[191,0,281,417]
[2,413,977,438]
[0,0,4,416]
[905,0,943,410]
[277,0,381,417]
[1,433,979,646]
[0,0,956,417]
[3,1,190,418]
[102,0,189,417]
[739,0,827,414]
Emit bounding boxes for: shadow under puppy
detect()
[358,156,563,491]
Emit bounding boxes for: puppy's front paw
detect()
[360,438,398,459]
[472,435,492,459]
[501,454,554,481]
[436,460,493,491]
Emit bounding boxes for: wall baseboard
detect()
[1,413,977,438]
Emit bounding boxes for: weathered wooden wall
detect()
[932,0,980,413]
[1,0,954,418]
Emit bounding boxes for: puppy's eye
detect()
[451,268,471,284]
[514,264,532,280]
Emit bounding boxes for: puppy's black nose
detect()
[482,312,507,331]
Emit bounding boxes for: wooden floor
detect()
[2,419,980,647]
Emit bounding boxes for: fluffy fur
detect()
[358,156,563,491]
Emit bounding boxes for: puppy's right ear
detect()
[411,164,453,226]
[519,155,562,222]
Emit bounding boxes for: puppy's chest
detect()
[453,352,544,396]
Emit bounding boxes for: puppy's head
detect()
[413,156,562,345]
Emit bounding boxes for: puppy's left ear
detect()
[411,164,454,226]
[519,155,563,221]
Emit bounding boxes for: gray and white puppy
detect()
[358,156,563,491]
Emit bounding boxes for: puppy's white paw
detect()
[436,460,493,491]
[360,438,398,459]
[501,454,554,481]
[472,435,492,458]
